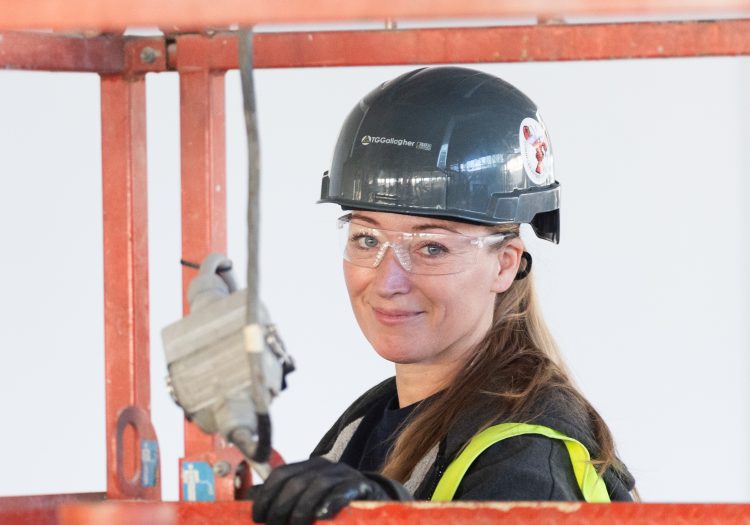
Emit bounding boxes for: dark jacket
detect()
[311,377,635,501]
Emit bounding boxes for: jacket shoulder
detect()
[442,386,591,458]
[443,386,635,498]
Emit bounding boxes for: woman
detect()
[250,66,635,524]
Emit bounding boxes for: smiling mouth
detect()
[371,307,424,325]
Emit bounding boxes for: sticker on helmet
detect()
[519,118,551,185]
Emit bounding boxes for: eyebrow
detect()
[412,223,461,234]
[350,213,462,234]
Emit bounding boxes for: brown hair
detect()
[380,224,626,489]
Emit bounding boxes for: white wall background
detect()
[0,32,748,503]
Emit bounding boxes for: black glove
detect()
[248,457,412,525]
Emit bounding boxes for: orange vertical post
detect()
[178,39,228,460]
[100,73,160,500]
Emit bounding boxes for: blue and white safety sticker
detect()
[140,440,158,488]
[182,461,216,502]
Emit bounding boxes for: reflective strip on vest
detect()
[430,422,611,503]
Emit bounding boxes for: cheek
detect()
[432,269,497,320]
[343,264,371,307]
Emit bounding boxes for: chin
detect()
[370,337,428,364]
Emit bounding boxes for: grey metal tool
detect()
[162,254,294,479]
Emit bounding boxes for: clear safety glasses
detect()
[337,214,513,275]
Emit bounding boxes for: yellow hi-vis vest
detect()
[431,422,611,503]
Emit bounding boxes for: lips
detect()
[371,306,424,326]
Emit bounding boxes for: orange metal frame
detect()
[1,12,750,525]
[3,20,750,74]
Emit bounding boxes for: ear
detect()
[490,238,525,294]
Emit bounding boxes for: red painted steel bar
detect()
[0,32,124,72]
[101,73,159,500]
[53,500,750,525]
[266,19,750,65]
[0,32,165,73]
[4,19,750,75]
[174,19,750,70]
[2,0,750,31]
[0,493,105,525]
[177,35,228,462]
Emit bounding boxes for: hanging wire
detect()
[240,27,261,327]
[238,26,271,464]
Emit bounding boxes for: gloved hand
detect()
[248,456,412,525]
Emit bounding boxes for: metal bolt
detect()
[140,47,158,64]
[214,460,231,477]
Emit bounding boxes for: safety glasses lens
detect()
[337,217,505,275]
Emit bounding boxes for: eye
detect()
[351,233,379,249]
[418,242,449,257]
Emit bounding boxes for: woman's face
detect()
[343,211,523,369]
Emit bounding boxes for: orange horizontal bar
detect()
[4,19,750,74]
[53,500,750,525]
[0,32,166,73]
[0,493,105,525]
[178,20,750,70]
[2,0,750,31]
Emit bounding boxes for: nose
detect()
[373,248,412,297]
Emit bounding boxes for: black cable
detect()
[180,258,233,273]
[252,414,272,463]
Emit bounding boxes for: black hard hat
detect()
[319,66,560,243]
